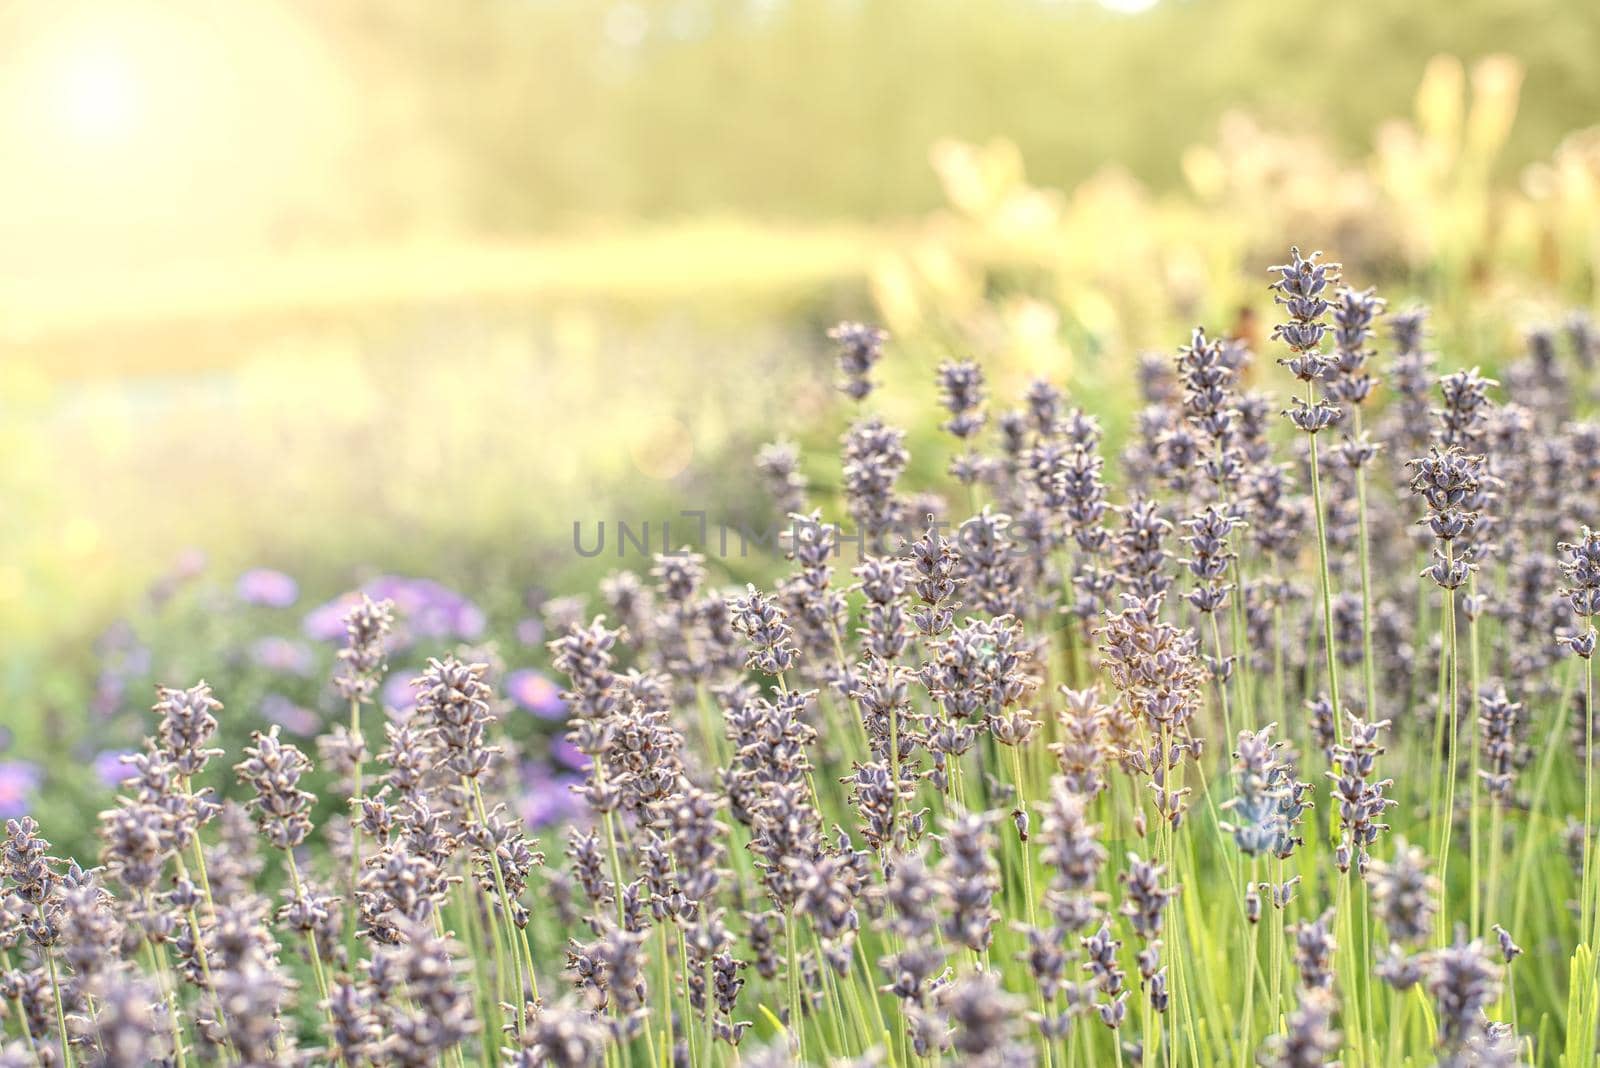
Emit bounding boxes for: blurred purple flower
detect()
[249,637,316,677]
[91,621,152,718]
[516,618,545,647]
[303,594,357,642]
[0,762,40,819]
[366,575,485,642]
[506,669,566,720]
[382,672,419,713]
[236,568,299,608]
[174,548,209,579]
[517,766,583,829]
[305,576,484,646]
[551,736,591,773]
[93,751,139,788]
[93,619,146,662]
[90,679,126,719]
[260,694,319,736]
[149,548,209,605]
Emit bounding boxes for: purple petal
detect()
[93,751,139,788]
[507,669,567,720]
[0,761,40,819]
[236,568,299,608]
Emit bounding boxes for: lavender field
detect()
[4,248,1600,1066]
[7,4,1600,1067]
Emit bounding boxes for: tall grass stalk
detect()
[1305,381,1344,750]
[1435,547,1459,943]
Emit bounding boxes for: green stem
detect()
[1435,554,1459,944]
[1353,410,1379,722]
[348,696,366,894]
[852,935,894,1068]
[1209,612,1234,746]
[1305,381,1344,749]
[1587,653,1598,960]
[170,850,231,1064]
[1005,745,1053,1068]
[1467,579,1483,939]
[142,936,187,1068]
[785,907,804,1062]
[284,851,337,1052]
[702,955,717,1066]
[1336,868,1366,1065]
[1268,857,1285,1035]
[656,924,677,1068]
[1239,859,1259,1068]
[1528,659,1588,965]
[45,951,72,1068]
[466,777,529,1038]
[454,881,502,1068]
[0,948,37,1060]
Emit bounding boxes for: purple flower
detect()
[516,618,545,647]
[303,593,360,642]
[517,767,584,829]
[93,750,139,788]
[454,600,487,639]
[260,694,320,736]
[249,637,316,677]
[91,621,152,719]
[551,736,591,773]
[382,672,419,713]
[304,576,485,646]
[149,548,209,604]
[0,761,40,819]
[236,568,299,608]
[365,576,486,642]
[507,669,567,720]
[91,678,126,719]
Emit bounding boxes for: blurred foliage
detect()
[299,0,1600,230]
[0,316,821,652]
[841,51,1600,455]
[6,47,1600,669]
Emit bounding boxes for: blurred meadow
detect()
[4,0,1600,842]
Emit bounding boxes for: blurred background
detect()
[3,0,1600,838]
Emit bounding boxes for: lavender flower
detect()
[1327,713,1395,873]
[842,418,909,546]
[1037,781,1106,931]
[1260,987,1341,1067]
[234,726,317,850]
[333,595,395,705]
[1220,725,1311,861]
[729,585,800,677]
[830,321,889,402]
[1366,839,1439,947]
[1425,931,1503,1052]
[153,682,224,779]
[1478,685,1523,802]
[414,657,502,781]
[1291,909,1337,990]
[939,811,1000,953]
[1270,247,1341,378]
[756,440,809,517]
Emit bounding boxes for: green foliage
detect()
[299,0,1600,229]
